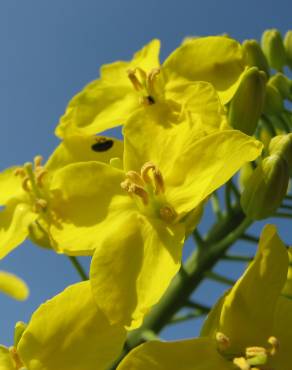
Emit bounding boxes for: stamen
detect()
[127,69,143,91]
[14,168,26,177]
[233,357,250,370]
[9,346,23,369]
[121,180,149,205]
[268,336,279,356]
[141,162,165,194]
[33,155,43,169]
[159,205,177,223]
[34,198,48,212]
[216,332,230,352]
[35,169,48,187]
[125,170,144,187]
[147,67,160,93]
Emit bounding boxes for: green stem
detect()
[280,204,292,211]
[68,256,88,281]
[204,270,235,286]
[274,212,292,219]
[211,191,223,220]
[241,233,259,244]
[222,254,253,262]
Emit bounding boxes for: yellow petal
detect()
[55,81,138,137]
[124,107,262,215]
[18,281,126,370]
[49,162,135,255]
[0,345,15,370]
[0,167,24,206]
[163,36,245,104]
[45,134,123,173]
[90,212,185,329]
[202,225,289,353]
[271,296,292,370]
[101,39,161,84]
[117,338,234,370]
[0,202,37,259]
[0,271,29,301]
[55,40,160,138]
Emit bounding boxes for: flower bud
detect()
[263,83,284,115]
[284,30,292,69]
[242,39,270,76]
[228,67,266,135]
[269,133,292,169]
[269,73,292,100]
[240,154,289,220]
[261,29,286,71]
[238,163,254,191]
[28,221,52,249]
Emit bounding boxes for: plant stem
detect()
[68,256,88,281]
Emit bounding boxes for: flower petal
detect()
[0,202,37,259]
[45,134,123,173]
[0,271,29,301]
[271,296,292,370]
[202,225,289,353]
[101,39,160,84]
[18,281,126,370]
[117,338,234,370]
[49,161,135,255]
[0,167,24,206]
[55,40,160,138]
[163,36,245,104]
[90,212,185,329]
[0,345,15,370]
[124,107,262,215]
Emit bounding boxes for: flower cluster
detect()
[1,29,292,369]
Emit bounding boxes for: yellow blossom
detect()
[49,88,262,330]
[117,225,291,370]
[0,281,126,370]
[55,36,246,138]
[0,135,123,258]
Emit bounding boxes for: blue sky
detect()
[0,0,291,346]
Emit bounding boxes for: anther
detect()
[141,162,165,193]
[22,177,31,192]
[127,69,143,91]
[33,155,43,169]
[34,198,48,212]
[36,169,48,187]
[9,346,23,369]
[14,168,26,177]
[147,67,160,93]
[128,184,149,205]
[233,357,250,370]
[215,332,230,352]
[268,336,279,356]
[125,170,144,187]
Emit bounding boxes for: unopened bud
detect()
[28,221,52,249]
[14,321,27,347]
[238,163,254,191]
[242,39,270,76]
[263,83,284,115]
[228,67,266,135]
[241,154,289,220]
[269,133,292,169]
[269,73,292,100]
[284,31,292,70]
[261,29,286,71]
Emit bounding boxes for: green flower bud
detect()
[284,30,292,69]
[261,29,286,71]
[238,163,254,191]
[240,154,289,220]
[269,73,292,100]
[242,39,270,76]
[228,67,266,135]
[269,133,292,169]
[14,321,27,347]
[28,220,52,249]
[263,83,284,115]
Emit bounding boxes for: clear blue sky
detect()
[0,0,291,345]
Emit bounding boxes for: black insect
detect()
[91,139,114,152]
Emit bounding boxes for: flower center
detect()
[127,67,161,106]
[121,161,177,223]
[14,155,48,214]
[216,332,279,370]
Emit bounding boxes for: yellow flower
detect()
[49,92,262,330]
[0,135,123,258]
[0,271,29,301]
[116,225,291,370]
[55,35,246,138]
[0,281,126,370]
